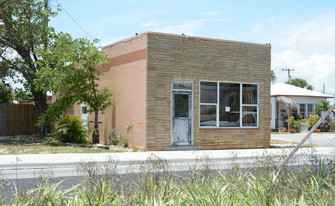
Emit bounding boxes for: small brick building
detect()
[74,32,271,150]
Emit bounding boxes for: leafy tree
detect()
[285,78,314,90]
[271,70,276,83]
[0,0,57,134]
[315,100,333,116]
[0,1,113,141]
[0,81,13,103]
[35,33,113,143]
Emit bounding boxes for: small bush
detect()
[119,135,129,148]
[106,129,129,147]
[55,114,89,144]
[106,129,118,145]
[306,114,320,128]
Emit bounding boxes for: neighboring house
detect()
[271,83,333,129]
[69,32,272,150]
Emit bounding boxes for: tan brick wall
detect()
[146,32,271,150]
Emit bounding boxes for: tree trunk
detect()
[92,111,99,144]
[34,91,50,135]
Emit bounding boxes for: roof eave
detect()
[271,94,333,99]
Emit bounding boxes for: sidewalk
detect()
[271,133,335,147]
[2,147,335,179]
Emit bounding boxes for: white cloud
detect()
[151,19,206,36]
[276,14,335,53]
[272,49,335,93]
[203,11,220,16]
[139,20,162,28]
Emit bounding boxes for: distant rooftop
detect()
[271,83,333,98]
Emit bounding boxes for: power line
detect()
[54,0,102,47]
[310,74,335,83]
[282,67,295,81]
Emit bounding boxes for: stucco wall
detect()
[96,34,147,147]
[146,32,271,150]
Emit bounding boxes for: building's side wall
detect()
[67,35,147,146]
[96,35,147,146]
[146,33,271,150]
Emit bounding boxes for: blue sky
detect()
[48,0,335,95]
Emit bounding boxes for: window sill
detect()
[199,127,259,130]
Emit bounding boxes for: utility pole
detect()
[282,67,295,81]
[323,83,326,94]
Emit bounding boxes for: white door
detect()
[172,91,192,146]
[81,103,88,125]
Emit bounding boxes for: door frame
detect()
[171,80,194,146]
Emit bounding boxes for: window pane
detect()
[219,112,240,127]
[242,106,257,127]
[200,82,217,103]
[200,105,216,126]
[173,82,192,90]
[175,94,189,117]
[242,84,258,104]
[292,106,298,117]
[219,83,240,127]
[82,106,87,114]
[300,104,305,118]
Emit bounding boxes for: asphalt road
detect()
[271,133,335,147]
[2,134,335,200]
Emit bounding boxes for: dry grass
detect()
[0,135,138,155]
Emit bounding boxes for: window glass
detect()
[242,84,258,104]
[200,82,258,128]
[300,104,306,118]
[200,82,217,103]
[242,106,257,126]
[82,106,87,114]
[219,83,240,127]
[173,82,192,90]
[292,106,298,117]
[200,105,216,126]
[175,94,189,117]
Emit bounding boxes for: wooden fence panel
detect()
[0,104,10,135]
[9,104,39,135]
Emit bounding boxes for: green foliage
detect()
[126,122,133,134]
[34,33,113,141]
[286,78,314,90]
[55,114,89,144]
[286,116,300,128]
[271,70,276,83]
[306,114,321,128]
[316,100,332,114]
[119,135,129,148]
[106,129,129,147]
[106,129,118,145]
[6,157,335,205]
[0,0,59,134]
[0,81,13,103]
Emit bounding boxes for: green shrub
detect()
[106,129,118,145]
[119,135,129,148]
[55,114,89,144]
[106,129,129,147]
[306,114,320,128]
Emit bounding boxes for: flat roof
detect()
[103,31,272,49]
